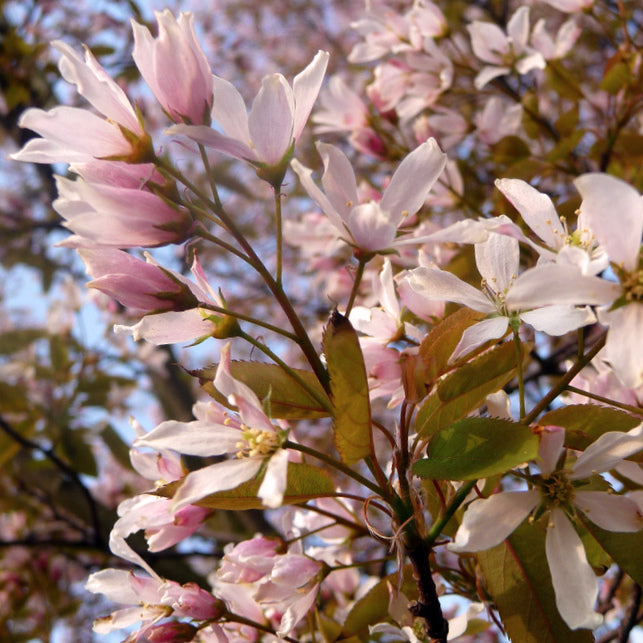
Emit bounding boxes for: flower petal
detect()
[450,316,509,363]
[380,138,446,223]
[545,508,602,630]
[172,458,263,510]
[258,449,289,508]
[518,305,595,336]
[292,50,329,140]
[406,267,495,313]
[575,491,643,532]
[449,490,538,552]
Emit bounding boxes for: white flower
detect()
[134,343,288,509]
[407,233,618,362]
[450,424,643,630]
[575,173,643,388]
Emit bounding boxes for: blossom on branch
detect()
[134,343,289,509]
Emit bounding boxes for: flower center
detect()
[540,471,575,507]
[620,268,643,303]
[235,426,279,459]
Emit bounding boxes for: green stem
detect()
[157,157,330,393]
[345,256,367,317]
[522,331,607,425]
[425,480,478,548]
[238,330,332,414]
[198,143,223,211]
[513,328,526,419]
[284,440,384,498]
[274,188,284,286]
[198,303,299,341]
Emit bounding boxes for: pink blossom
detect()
[134,343,289,509]
[468,7,546,89]
[132,10,213,124]
[12,41,148,164]
[53,169,191,248]
[291,139,446,253]
[166,51,328,185]
[407,233,618,361]
[575,173,643,388]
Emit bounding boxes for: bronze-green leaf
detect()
[323,311,373,466]
[415,341,521,438]
[413,417,538,480]
[193,361,331,419]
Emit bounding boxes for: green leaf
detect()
[413,418,538,480]
[163,462,335,510]
[539,405,641,457]
[415,341,521,438]
[323,311,372,466]
[60,427,97,477]
[477,520,594,643]
[100,424,134,471]
[193,361,331,419]
[579,516,643,586]
[419,307,486,383]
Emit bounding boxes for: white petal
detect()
[571,423,643,479]
[114,309,214,344]
[317,142,359,220]
[506,264,619,309]
[545,508,602,630]
[474,234,519,293]
[600,305,643,389]
[449,490,539,552]
[450,316,509,363]
[134,420,240,456]
[575,491,643,532]
[172,458,263,510]
[495,178,565,248]
[537,425,565,476]
[575,173,643,271]
[406,267,495,313]
[518,305,595,335]
[258,449,289,508]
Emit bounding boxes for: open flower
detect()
[574,173,643,388]
[134,343,289,509]
[407,233,618,362]
[468,7,546,89]
[12,41,149,164]
[291,139,446,254]
[166,51,328,186]
[449,424,643,630]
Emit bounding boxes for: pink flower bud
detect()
[133,11,213,124]
[143,622,198,643]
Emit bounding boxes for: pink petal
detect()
[292,50,329,140]
[248,74,294,166]
[317,143,358,220]
[380,138,446,223]
[166,124,256,162]
[211,75,252,143]
[114,309,215,344]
